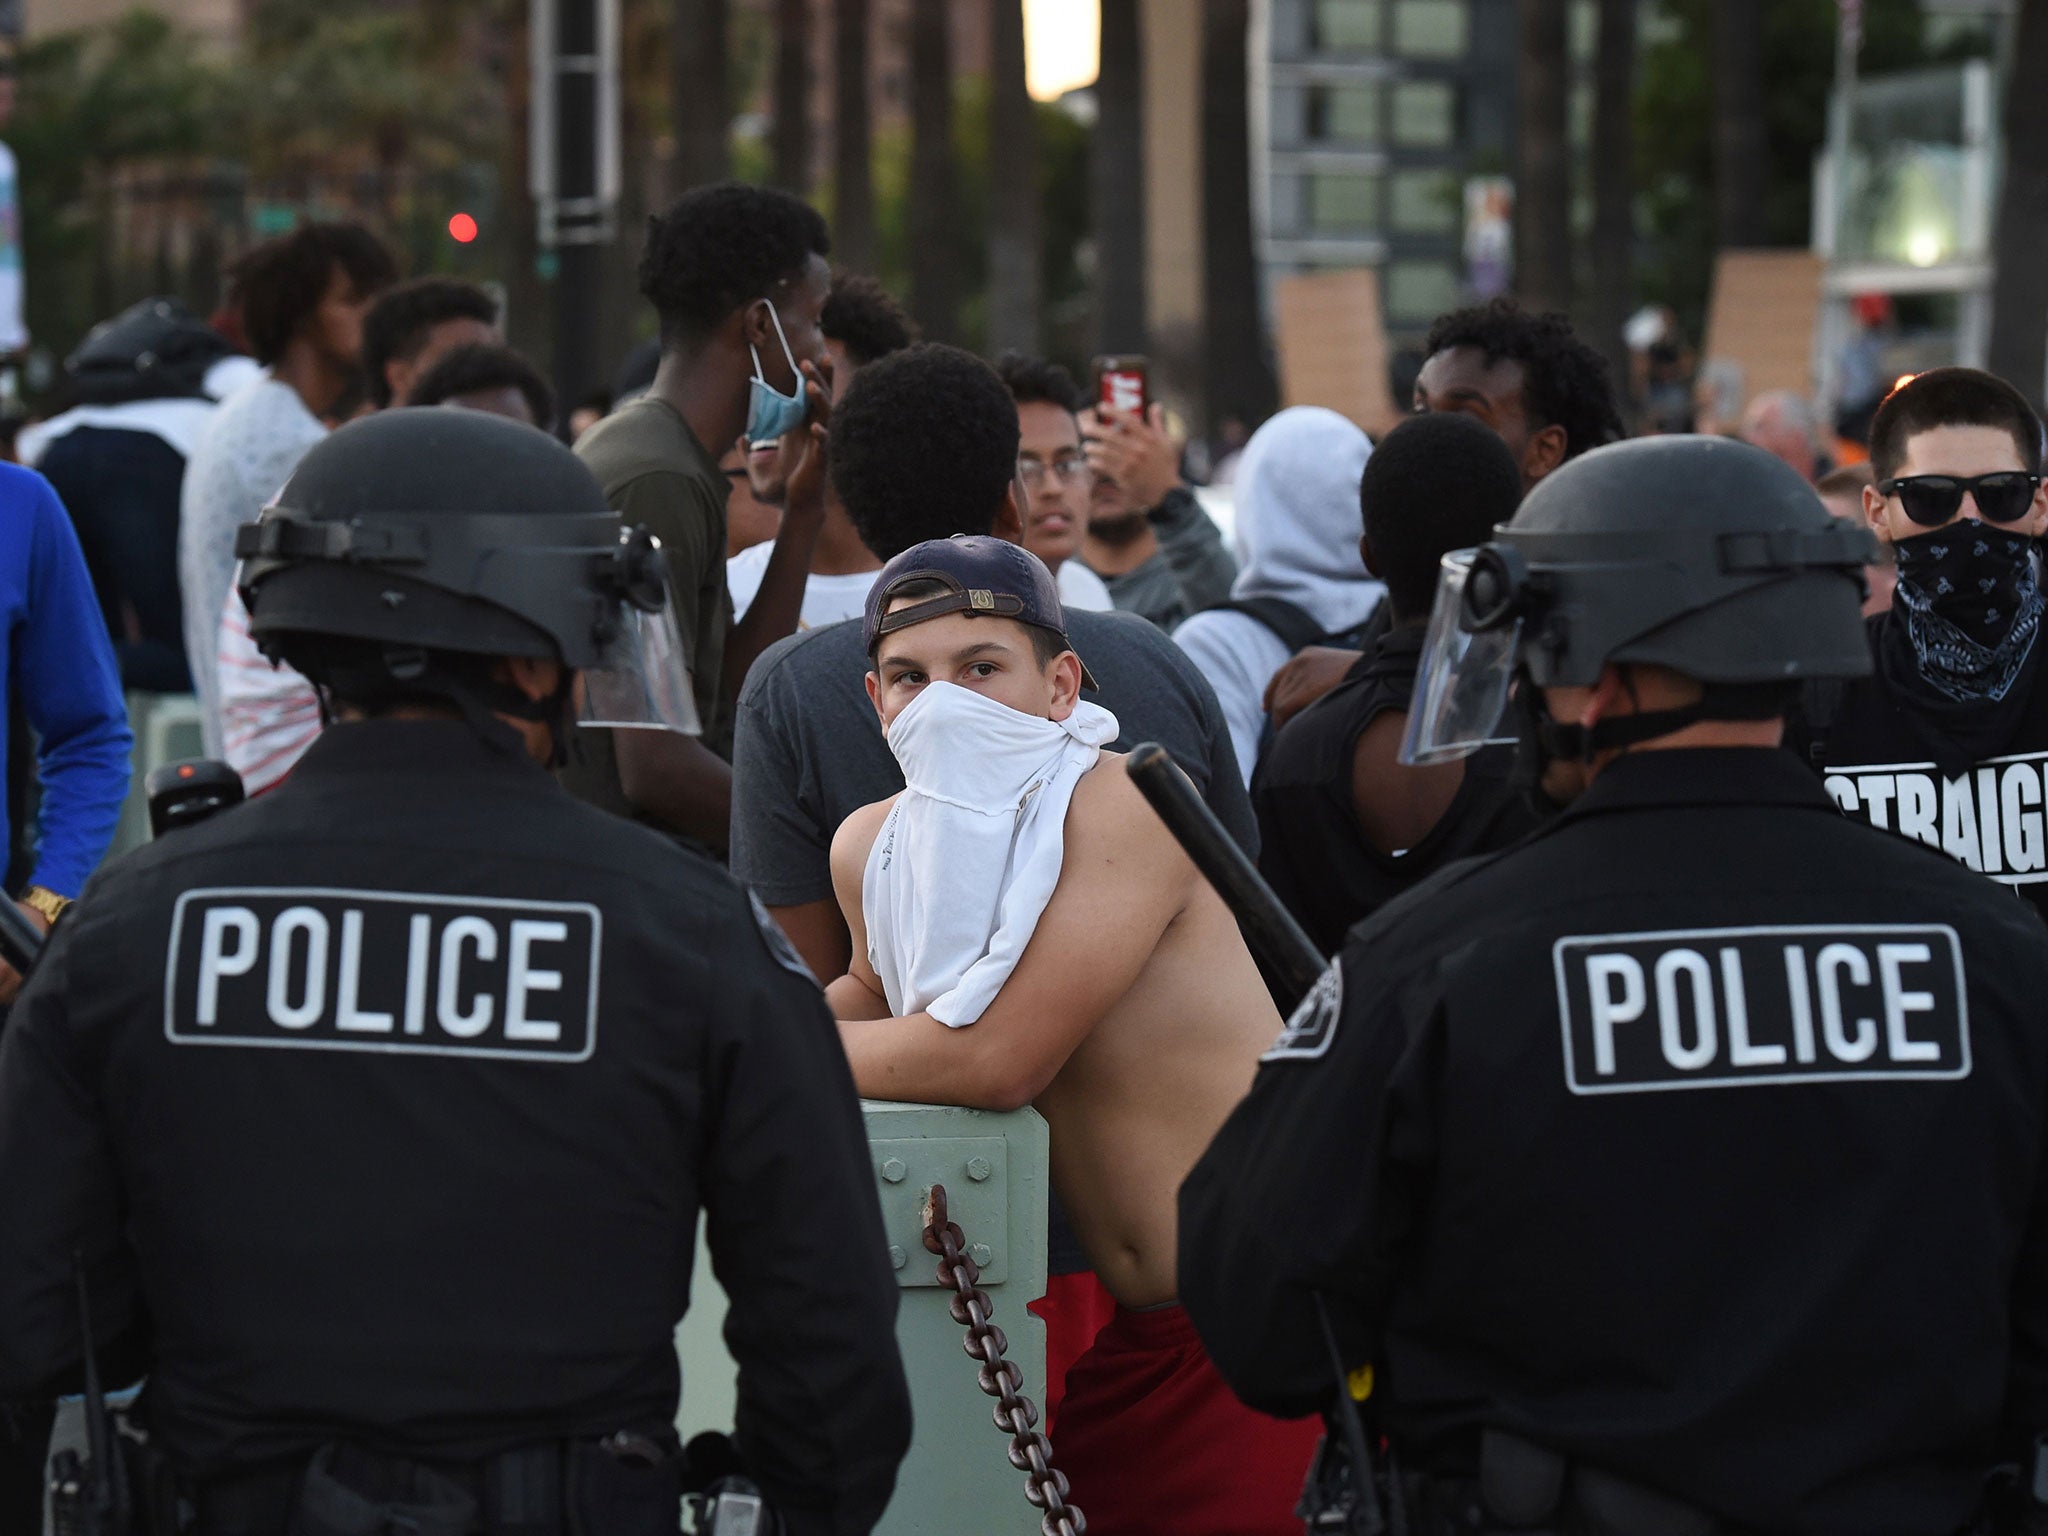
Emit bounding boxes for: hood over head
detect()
[1228,405,1381,633]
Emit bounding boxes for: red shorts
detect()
[1051,1302,1322,1536]
[1027,1271,1120,1431]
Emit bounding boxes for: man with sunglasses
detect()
[1798,367,2048,922]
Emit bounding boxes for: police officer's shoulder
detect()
[543,794,819,982]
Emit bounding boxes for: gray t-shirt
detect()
[731,607,1258,907]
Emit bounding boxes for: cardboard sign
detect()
[1274,268,1403,437]
[1703,250,1825,401]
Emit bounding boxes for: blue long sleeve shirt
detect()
[2,466,132,897]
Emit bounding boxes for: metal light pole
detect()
[1816,0,1863,421]
[531,0,621,432]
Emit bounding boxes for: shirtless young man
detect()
[825,534,1320,1535]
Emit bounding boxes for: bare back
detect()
[1033,771,1279,1304]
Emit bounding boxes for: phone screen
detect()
[1095,358,1148,417]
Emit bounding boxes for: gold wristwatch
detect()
[20,886,71,927]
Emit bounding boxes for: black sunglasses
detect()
[1878,471,2043,527]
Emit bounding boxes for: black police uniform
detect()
[1182,745,2048,1535]
[1252,624,1538,957]
[0,718,912,1535]
[1793,609,2048,928]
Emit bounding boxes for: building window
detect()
[1385,259,1461,320]
[1313,0,1383,50]
[1392,0,1467,59]
[1391,80,1456,146]
[1310,172,1382,231]
[1307,83,1381,144]
[1388,170,1458,233]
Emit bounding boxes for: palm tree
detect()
[1202,0,1275,425]
[1991,0,2048,405]
[1514,0,1570,312]
[1094,0,1147,352]
[986,0,1041,355]
[908,0,956,340]
[1713,0,1767,247]
[773,0,811,193]
[671,0,731,194]
[1588,0,1636,388]
[833,0,875,271]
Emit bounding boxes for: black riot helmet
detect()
[1403,435,1875,764]
[236,409,695,740]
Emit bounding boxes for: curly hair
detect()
[821,273,918,367]
[408,342,556,431]
[1363,411,1524,621]
[994,351,1082,414]
[1424,298,1624,461]
[226,222,399,366]
[637,182,830,346]
[830,344,1022,561]
[362,278,499,407]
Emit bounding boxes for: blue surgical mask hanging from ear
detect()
[746,300,809,446]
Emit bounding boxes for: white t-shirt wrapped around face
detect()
[864,681,1120,1026]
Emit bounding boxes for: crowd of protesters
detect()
[6,176,2048,1534]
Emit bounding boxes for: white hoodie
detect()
[1172,406,1381,783]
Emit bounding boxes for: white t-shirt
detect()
[179,374,327,755]
[727,541,879,630]
[217,592,322,795]
[1055,560,1114,613]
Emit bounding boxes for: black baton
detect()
[1126,742,1327,1006]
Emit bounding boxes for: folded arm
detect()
[833,767,1193,1110]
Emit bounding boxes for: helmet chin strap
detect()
[312,648,578,769]
[1512,667,1789,799]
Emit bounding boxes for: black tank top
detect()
[1251,626,1540,957]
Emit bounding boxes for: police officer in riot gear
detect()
[0,408,912,1535]
[1180,435,2048,1536]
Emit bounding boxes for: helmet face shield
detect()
[1400,548,1524,765]
[576,555,702,736]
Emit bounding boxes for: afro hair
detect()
[821,273,919,368]
[1424,298,1625,462]
[830,344,1022,561]
[638,182,830,346]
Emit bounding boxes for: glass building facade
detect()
[1258,0,1522,339]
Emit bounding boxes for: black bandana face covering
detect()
[1891,519,2045,703]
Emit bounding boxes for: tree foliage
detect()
[1634,0,1959,338]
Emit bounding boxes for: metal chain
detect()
[922,1182,1085,1536]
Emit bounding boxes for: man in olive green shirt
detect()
[568,183,832,849]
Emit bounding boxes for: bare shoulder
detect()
[831,793,901,874]
[1067,753,1193,874]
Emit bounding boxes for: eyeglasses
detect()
[1878,471,2043,527]
[1018,454,1087,490]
